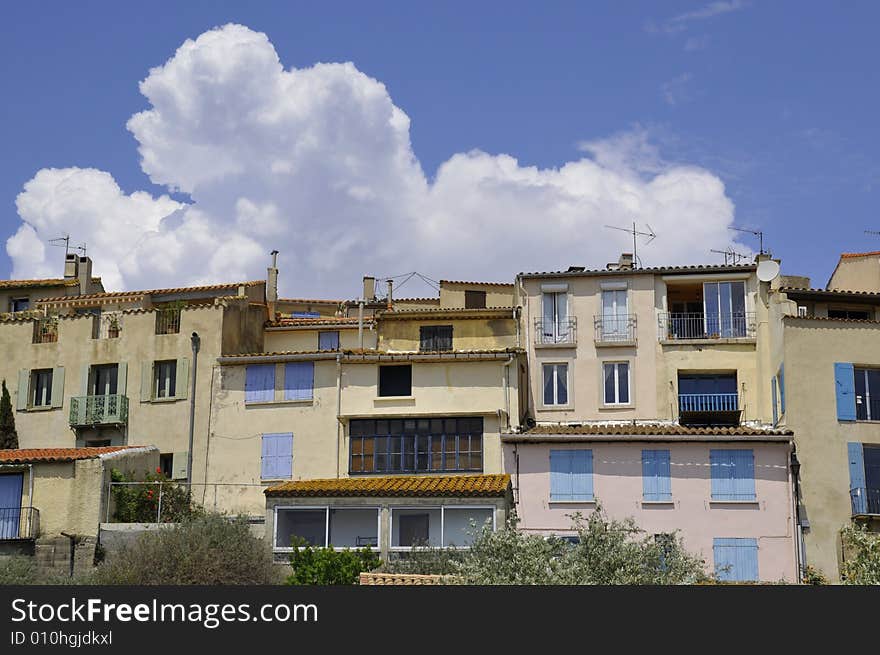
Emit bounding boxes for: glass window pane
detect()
[618,363,629,403]
[442,508,494,547]
[275,509,325,548]
[328,508,378,548]
[392,508,441,548]
[557,364,568,405]
[604,364,615,403]
[543,364,555,405]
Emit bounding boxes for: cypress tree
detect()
[0,380,19,449]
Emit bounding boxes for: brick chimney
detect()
[618,253,634,270]
[77,256,93,295]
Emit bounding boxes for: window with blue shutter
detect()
[261,433,293,479]
[642,450,672,501]
[848,442,867,515]
[771,378,778,425]
[710,449,756,501]
[835,362,856,421]
[284,362,314,401]
[245,364,275,403]
[778,364,785,415]
[550,450,593,501]
[318,331,340,351]
[713,537,758,581]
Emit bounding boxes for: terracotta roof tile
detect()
[840,251,880,259]
[781,286,880,298]
[520,263,756,278]
[268,317,373,328]
[511,424,792,437]
[0,277,99,289]
[277,298,343,305]
[265,474,510,497]
[0,446,146,464]
[36,281,264,304]
[439,280,515,287]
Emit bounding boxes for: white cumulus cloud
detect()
[7,24,742,297]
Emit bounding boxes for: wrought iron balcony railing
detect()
[32,318,58,344]
[678,393,740,413]
[156,309,181,335]
[850,486,880,516]
[534,318,577,345]
[659,312,755,340]
[0,506,39,540]
[594,314,636,343]
[69,394,129,427]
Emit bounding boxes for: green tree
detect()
[841,524,880,585]
[0,380,18,449]
[285,537,380,585]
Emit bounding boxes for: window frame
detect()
[419,325,454,352]
[464,290,487,309]
[377,364,412,398]
[29,369,53,408]
[389,505,496,552]
[245,363,276,404]
[602,361,631,406]
[261,432,294,480]
[273,506,381,552]
[153,360,177,400]
[542,362,570,407]
[854,366,880,421]
[710,449,757,502]
[317,330,340,351]
[549,449,594,502]
[713,537,759,582]
[10,297,29,312]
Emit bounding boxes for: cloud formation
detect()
[7,24,742,297]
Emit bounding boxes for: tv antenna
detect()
[710,246,751,265]
[864,230,880,237]
[604,222,656,268]
[729,226,764,255]
[48,235,86,257]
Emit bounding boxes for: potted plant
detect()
[107,315,121,338]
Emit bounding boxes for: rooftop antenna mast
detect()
[864,230,880,237]
[729,226,765,255]
[48,235,87,258]
[603,222,656,268]
[710,246,751,265]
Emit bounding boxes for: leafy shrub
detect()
[0,556,88,585]
[377,547,464,576]
[841,524,880,585]
[92,513,281,585]
[110,468,202,523]
[285,537,380,585]
[801,564,828,585]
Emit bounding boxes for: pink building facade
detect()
[502,427,800,582]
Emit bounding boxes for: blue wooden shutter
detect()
[733,450,756,500]
[261,433,293,479]
[778,364,785,415]
[550,450,570,500]
[771,378,778,425]
[710,450,732,500]
[835,362,856,421]
[848,442,866,515]
[284,362,314,401]
[714,538,758,581]
[246,364,275,403]
[571,450,593,501]
[643,450,670,501]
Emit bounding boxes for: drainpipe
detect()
[26,464,34,537]
[187,332,200,484]
[336,353,343,477]
[790,448,805,582]
[502,356,514,430]
[513,307,520,349]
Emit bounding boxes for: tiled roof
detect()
[0,446,146,463]
[781,286,880,299]
[394,298,440,303]
[0,277,100,289]
[268,317,373,328]
[36,280,264,304]
[265,474,510,497]
[378,306,516,318]
[840,251,880,259]
[219,348,521,363]
[439,280,515,287]
[506,424,792,438]
[277,298,343,305]
[784,315,880,325]
[519,263,756,279]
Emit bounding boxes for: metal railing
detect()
[155,309,181,335]
[69,394,129,426]
[850,487,880,516]
[534,318,577,345]
[0,507,39,540]
[32,318,58,344]
[594,314,636,343]
[659,312,755,340]
[678,393,740,413]
[106,482,266,523]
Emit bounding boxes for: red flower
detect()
[146,490,154,498]
[156,467,162,474]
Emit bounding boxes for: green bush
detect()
[841,524,880,585]
[285,537,380,585]
[377,547,464,576]
[92,513,281,585]
[110,468,202,523]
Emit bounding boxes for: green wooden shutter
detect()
[140,362,152,402]
[172,452,188,480]
[175,358,189,400]
[80,365,90,395]
[50,367,65,408]
[16,369,29,410]
[117,362,128,395]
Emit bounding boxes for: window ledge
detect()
[709,499,759,505]
[261,478,293,483]
[24,405,58,412]
[374,395,415,401]
[539,405,574,412]
[549,499,596,505]
[148,397,181,404]
[600,404,635,410]
[642,500,675,505]
[246,399,315,407]
[660,338,756,346]
[534,341,577,349]
[594,340,636,348]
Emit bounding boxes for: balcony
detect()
[850,487,880,517]
[156,308,181,335]
[32,318,58,344]
[659,312,755,342]
[69,395,129,427]
[594,314,636,345]
[0,507,39,540]
[535,318,577,347]
[678,393,741,426]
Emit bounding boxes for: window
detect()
[284,362,314,401]
[854,367,880,421]
[349,417,483,474]
[543,363,568,406]
[828,308,871,320]
[713,538,758,582]
[541,291,570,343]
[848,443,880,515]
[91,364,119,396]
[159,454,174,478]
[601,289,629,339]
[704,281,747,337]
[153,360,177,399]
[274,507,379,550]
[30,369,53,407]
[390,506,493,549]
[155,308,181,334]
[710,449,756,501]
[261,433,293,479]
[245,364,275,403]
[550,450,593,501]
[603,362,630,405]
[10,297,29,312]
[378,365,411,397]
[642,450,672,501]
[464,290,486,309]
[419,325,453,352]
[318,331,340,351]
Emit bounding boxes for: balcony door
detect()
[703,282,746,337]
[91,365,118,396]
[542,292,569,343]
[0,474,23,540]
[602,290,628,339]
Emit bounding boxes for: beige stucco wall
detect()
[503,439,798,582]
[780,318,880,580]
[264,327,378,352]
[439,283,514,309]
[828,256,880,292]
[377,317,518,352]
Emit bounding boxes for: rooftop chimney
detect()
[362,276,376,301]
[266,250,279,303]
[77,256,92,296]
[64,253,78,280]
[386,279,393,311]
[618,253,634,270]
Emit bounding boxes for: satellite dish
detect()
[757,259,780,282]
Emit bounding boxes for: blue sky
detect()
[1,1,878,295]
